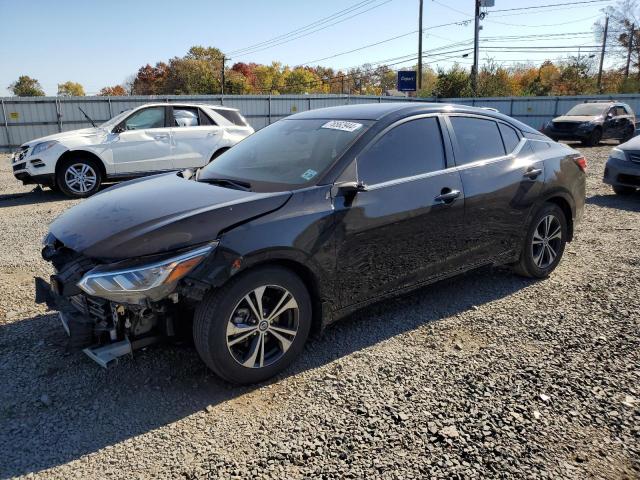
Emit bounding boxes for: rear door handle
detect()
[434,189,461,203]
[524,168,542,179]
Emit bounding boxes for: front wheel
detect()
[581,128,602,147]
[193,266,312,384]
[620,125,635,144]
[514,203,568,278]
[56,157,102,198]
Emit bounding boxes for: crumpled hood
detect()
[49,173,292,260]
[23,127,104,147]
[552,115,600,123]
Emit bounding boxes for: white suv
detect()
[11,103,254,198]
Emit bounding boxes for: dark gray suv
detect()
[543,101,636,146]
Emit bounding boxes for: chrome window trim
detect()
[354,113,448,189]
[364,166,456,191]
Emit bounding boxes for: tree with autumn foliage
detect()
[98,85,127,96]
[131,62,169,95]
[57,81,85,96]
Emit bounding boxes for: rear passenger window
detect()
[530,141,551,153]
[616,106,627,116]
[358,117,445,185]
[450,116,506,165]
[199,109,216,126]
[214,109,248,126]
[173,107,200,127]
[498,123,520,153]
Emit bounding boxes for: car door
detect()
[445,115,545,265]
[334,115,466,308]
[170,106,223,169]
[109,106,173,175]
[603,106,620,139]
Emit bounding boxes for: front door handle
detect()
[153,134,169,140]
[434,189,461,203]
[524,167,542,179]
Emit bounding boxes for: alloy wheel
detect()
[531,214,562,269]
[64,163,97,194]
[226,285,299,369]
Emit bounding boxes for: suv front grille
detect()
[552,122,579,131]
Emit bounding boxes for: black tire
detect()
[193,266,312,384]
[514,203,568,279]
[620,125,635,144]
[209,147,229,163]
[613,185,636,195]
[581,128,602,147]
[47,181,61,193]
[56,156,103,198]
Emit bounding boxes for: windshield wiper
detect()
[199,178,252,191]
[78,107,97,128]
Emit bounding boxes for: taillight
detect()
[574,156,587,172]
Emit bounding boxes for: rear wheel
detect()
[56,156,102,198]
[581,128,602,147]
[514,203,567,278]
[613,185,636,195]
[193,266,312,384]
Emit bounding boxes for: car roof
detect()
[135,102,239,112]
[289,102,541,134]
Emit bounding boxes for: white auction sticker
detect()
[321,120,363,132]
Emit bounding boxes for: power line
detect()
[491,0,611,13]
[227,0,376,55]
[228,0,395,58]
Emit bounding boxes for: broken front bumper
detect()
[34,276,160,367]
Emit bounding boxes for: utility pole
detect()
[625,23,635,78]
[597,16,609,93]
[417,0,423,91]
[221,55,226,95]
[471,0,481,96]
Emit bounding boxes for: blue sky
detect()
[0,0,617,96]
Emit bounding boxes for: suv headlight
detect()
[77,243,216,302]
[31,140,58,156]
[609,148,627,161]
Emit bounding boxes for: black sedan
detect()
[36,103,586,384]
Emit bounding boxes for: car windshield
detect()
[565,104,608,116]
[199,118,371,191]
[100,109,132,129]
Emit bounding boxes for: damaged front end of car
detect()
[35,234,217,367]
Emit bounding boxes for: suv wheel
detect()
[613,185,636,195]
[514,203,567,278]
[193,266,312,384]
[56,157,102,198]
[581,128,602,147]
[620,125,635,144]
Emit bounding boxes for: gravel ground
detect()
[0,144,638,479]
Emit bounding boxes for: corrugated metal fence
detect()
[2,93,640,151]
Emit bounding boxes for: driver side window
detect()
[124,107,166,130]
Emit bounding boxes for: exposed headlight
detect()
[31,140,58,155]
[609,148,627,161]
[77,243,216,302]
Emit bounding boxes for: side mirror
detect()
[332,181,367,197]
[112,124,124,134]
[607,112,614,119]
